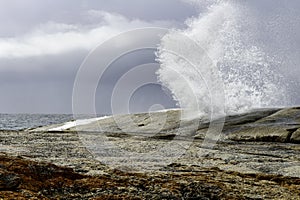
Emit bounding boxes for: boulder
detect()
[291,129,300,143]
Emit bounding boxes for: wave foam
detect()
[157,0,292,116]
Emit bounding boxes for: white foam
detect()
[157,0,290,117]
[49,116,110,131]
[152,108,181,113]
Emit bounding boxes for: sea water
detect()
[0,114,73,130]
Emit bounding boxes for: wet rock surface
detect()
[0,107,300,199]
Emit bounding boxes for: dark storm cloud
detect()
[0,50,85,113]
[0,0,197,113]
[95,49,177,115]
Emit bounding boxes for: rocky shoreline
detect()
[1,107,300,199]
[1,153,299,199]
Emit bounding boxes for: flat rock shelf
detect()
[0,107,300,199]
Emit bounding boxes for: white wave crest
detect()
[157,0,288,116]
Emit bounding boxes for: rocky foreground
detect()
[0,107,300,199]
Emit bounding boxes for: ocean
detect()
[0,114,74,131]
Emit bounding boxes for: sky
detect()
[1,0,299,114]
[0,0,198,114]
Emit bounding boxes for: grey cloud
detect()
[1,0,300,114]
[0,0,194,114]
[0,12,175,59]
[95,49,177,115]
[0,44,177,114]
[0,0,197,37]
[0,50,85,114]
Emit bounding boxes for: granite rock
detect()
[1,107,300,199]
[291,129,300,143]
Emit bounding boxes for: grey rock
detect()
[291,129,300,143]
[1,107,300,178]
[227,126,291,142]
